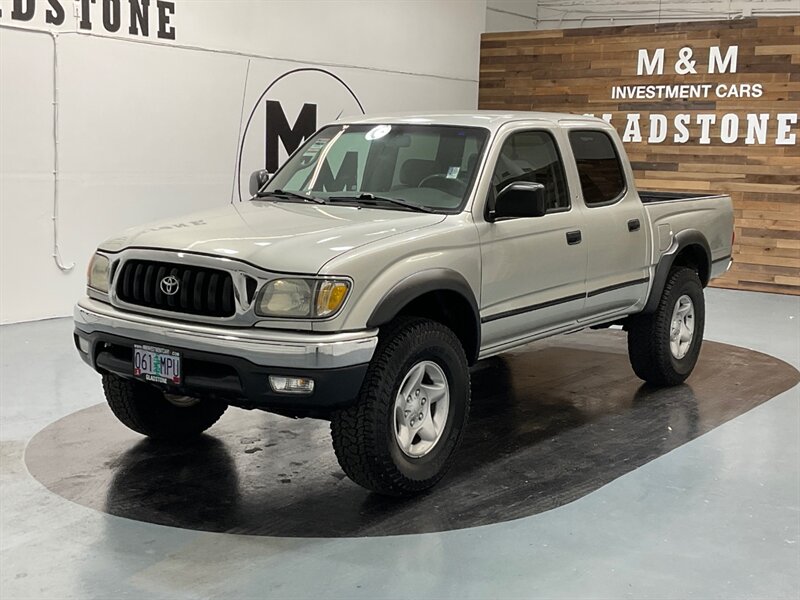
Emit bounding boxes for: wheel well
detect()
[672,244,710,286]
[394,290,479,365]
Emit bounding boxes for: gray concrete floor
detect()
[1,288,798,599]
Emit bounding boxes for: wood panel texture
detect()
[480,17,800,295]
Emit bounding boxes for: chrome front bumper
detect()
[74,297,378,370]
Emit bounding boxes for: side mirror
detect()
[491,181,547,220]
[249,169,272,196]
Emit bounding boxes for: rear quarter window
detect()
[568,130,626,206]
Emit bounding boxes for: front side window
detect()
[263,124,489,212]
[491,131,570,211]
[568,130,626,206]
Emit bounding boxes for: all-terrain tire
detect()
[102,373,227,439]
[330,318,470,496]
[627,267,705,386]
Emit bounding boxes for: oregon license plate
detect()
[133,344,182,385]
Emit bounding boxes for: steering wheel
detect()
[418,174,467,197]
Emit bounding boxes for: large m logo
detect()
[265,101,317,173]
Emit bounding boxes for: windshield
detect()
[261,124,489,212]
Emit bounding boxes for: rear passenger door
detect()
[476,126,588,352]
[565,128,649,319]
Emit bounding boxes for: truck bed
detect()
[639,191,724,204]
[642,191,734,269]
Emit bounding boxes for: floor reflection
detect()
[26,330,799,537]
[105,436,241,529]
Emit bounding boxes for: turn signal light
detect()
[315,281,350,317]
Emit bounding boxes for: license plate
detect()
[133,344,182,385]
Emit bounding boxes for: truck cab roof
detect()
[335,110,609,132]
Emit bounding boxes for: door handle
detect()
[566,230,582,245]
[628,219,641,232]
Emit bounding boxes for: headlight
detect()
[256,278,350,318]
[257,279,312,317]
[87,254,111,293]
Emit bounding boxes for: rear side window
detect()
[492,131,570,211]
[568,130,626,206]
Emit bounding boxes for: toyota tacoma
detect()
[74,112,734,496]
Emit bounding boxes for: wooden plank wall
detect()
[480,17,800,295]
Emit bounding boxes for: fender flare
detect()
[643,229,711,314]
[366,269,481,362]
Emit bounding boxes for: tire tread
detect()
[330,318,470,496]
[628,267,704,386]
[102,373,227,439]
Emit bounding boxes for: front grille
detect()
[116,260,236,318]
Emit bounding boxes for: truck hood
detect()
[99,201,446,274]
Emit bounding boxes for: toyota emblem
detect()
[160,275,180,296]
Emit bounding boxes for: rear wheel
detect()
[102,373,227,439]
[330,318,470,496]
[627,267,705,386]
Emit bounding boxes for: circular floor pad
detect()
[26,330,799,537]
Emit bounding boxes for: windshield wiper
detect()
[328,193,434,213]
[255,189,326,204]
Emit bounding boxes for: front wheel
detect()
[330,318,470,496]
[627,267,705,386]
[102,373,227,439]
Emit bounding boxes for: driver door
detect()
[475,125,588,353]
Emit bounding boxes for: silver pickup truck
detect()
[74,112,734,496]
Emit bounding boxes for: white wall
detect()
[486,0,800,31]
[0,0,487,324]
